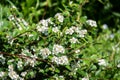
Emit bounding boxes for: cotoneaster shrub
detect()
[0,0,120,80]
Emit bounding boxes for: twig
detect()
[0,51,53,66]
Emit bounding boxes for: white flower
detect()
[8,59,14,63]
[16,18,21,22]
[0,71,5,77]
[102,24,108,29]
[36,19,49,33]
[71,26,76,30]
[52,56,58,63]
[17,24,23,30]
[52,27,59,33]
[31,54,38,59]
[8,16,28,30]
[0,21,3,27]
[78,34,85,37]
[77,30,87,35]
[0,54,5,64]
[21,19,28,26]
[21,71,27,77]
[17,24,22,30]
[40,48,51,58]
[74,27,80,33]
[75,49,80,53]
[82,77,89,80]
[59,56,69,65]
[16,18,28,30]
[8,70,19,80]
[13,19,23,30]
[8,64,14,71]
[36,25,48,33]
[19,77,24,80]
[8,15,15,21]
[26,58,36,67]
[65,28,74,35]
[77,30,87,37]
[69,1,73,5]
[86,20,97,27]
[80,30,87,34]
[8,64,20,79]
[70,37,78,44]
[117,64,120,68]
[70,26,87,37]
[6,35,13,45]
[52,56,69,65]
[46,18,54,24]
[11,5,17,9]
[59,75,64,79]
[28,34,34,37]
[109,34,114,39]
[53,44,65,55]
[55,13,64,23]
[17,61,23,69]
[98,59,107,66]
[40,19,48,27]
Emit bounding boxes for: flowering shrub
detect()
[0,0,120,80]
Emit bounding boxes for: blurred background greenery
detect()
[0,0,120,30]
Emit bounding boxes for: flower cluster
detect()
[38,44,68,65]
[26,55,37,67]
[65,26,87,37]
[52,56,69,65]
[53,44,65,55]
[75,49,80,53]
[36,13,64,34]
[8,64,21,80]
[26,58,36,67]
[21,71,27,77]
[70,37,79,44]
[65,27,74,35]
[0,72,5,77]
[52,27,59,33]
[8,70,20,80]
[98,59,108,66]
[0,54,5,64]
[102,24,108,29]
[40,48,51,59]
[36,19,49,33]
[17,60,23,69]
[82,77,89,80]
[21,48,37,67]
[8,15,28,30]
[55,13,64,23]
[86,19,97,27]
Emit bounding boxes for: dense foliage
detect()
[0,0,120,80]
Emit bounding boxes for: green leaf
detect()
[55,68,60,73]
[95,69,101,76]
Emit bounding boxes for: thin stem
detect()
[0,51,53,66]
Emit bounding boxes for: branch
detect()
[0,51,53,66]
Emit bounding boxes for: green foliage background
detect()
[1,0,120,28]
